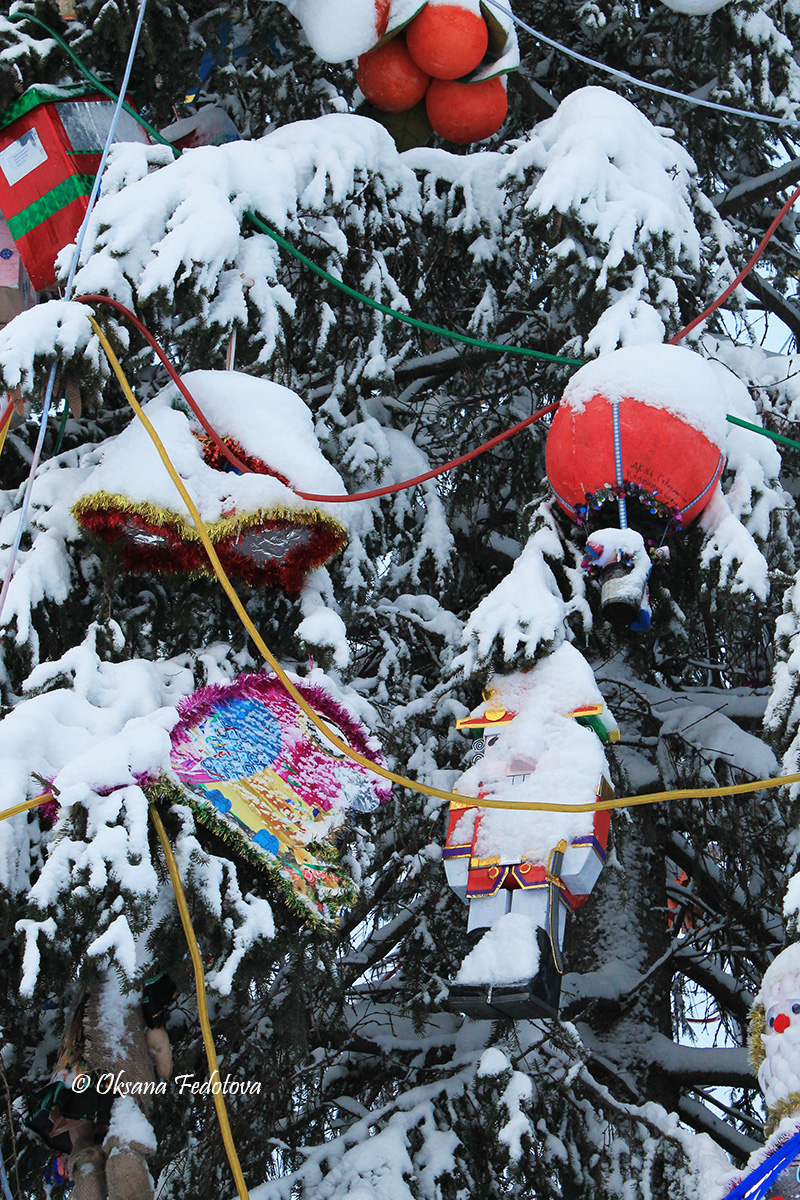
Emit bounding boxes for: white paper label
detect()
[0,128,48,187]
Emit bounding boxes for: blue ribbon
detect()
[725,1130,800,1200]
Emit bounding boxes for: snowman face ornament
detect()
[766,1001,800,1035]
[759,996,800,1107]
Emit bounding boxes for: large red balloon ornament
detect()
[546,344,730,628]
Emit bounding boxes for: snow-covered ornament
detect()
[280,0,400,61]
[288,0,517,145]
[72,371,348,595]
[546,344,729,541]
[658,0,730,14]
[164,671,389,929]
[444,644,618,1020]
[547,343,735,629]
[581,528,653,630]
[0,84,150,290]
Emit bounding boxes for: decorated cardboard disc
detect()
[168,672,389,927]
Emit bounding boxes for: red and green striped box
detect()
[0,84,149,291]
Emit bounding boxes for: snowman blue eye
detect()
[793,1004,800,1014]
[770,1016,776,1028]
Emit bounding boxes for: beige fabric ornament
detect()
[145,1027,172,1080]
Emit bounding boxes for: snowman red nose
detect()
[774,1013,791,1033]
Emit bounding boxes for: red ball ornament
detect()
[405,4,489,79]
[425,76,507,143]
[357,37,432,113]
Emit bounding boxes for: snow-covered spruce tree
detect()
[1,0,800,1196]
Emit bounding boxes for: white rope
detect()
[0,1158,13,1200]
[486,0,800,128]
[0,0,149,629]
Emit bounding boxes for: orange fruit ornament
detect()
[405,4,489,79]
[358,37,432,113]
[426,76,507,143]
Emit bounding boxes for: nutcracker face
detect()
[465,725,505,766]
[471,730,540,789]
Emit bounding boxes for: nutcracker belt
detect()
[466,861,572,903]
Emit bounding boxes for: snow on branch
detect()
[499,87,736,352]
[454,506,568,679]
[64,116,421,366]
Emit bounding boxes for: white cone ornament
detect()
[658,0,730,13]
[279,0,398,61]
[444,643,618,1021]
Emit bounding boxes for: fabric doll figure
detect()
[444,644,618,1021]
[581,527,653,632]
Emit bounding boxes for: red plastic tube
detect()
[76,294,557,502]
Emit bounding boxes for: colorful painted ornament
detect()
[72,370,348,594]
[425,75,507,143]
[546,343,729,539]
[444,644,618,1020]
[166,671,390,927]
[0,84,150,291]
